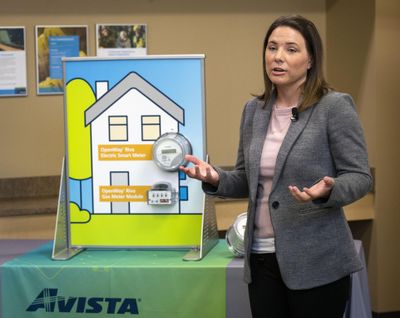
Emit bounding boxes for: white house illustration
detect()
[84,72,190,214]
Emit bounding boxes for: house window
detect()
[179,186,189,201]
[142,115,161,141]
[109,116,128,141]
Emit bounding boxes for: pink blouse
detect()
[253,105,293,244]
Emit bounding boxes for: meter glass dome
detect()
[152,132,192,171]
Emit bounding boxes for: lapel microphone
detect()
[291,107,299,122]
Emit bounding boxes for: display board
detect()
[63,55,206,248]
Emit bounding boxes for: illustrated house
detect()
[84,72,188,214]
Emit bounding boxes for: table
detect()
[0,240,371,318]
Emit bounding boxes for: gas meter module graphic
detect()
[64,56,206,247]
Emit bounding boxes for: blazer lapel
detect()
[248,99,273,199]
[271,105,315,191]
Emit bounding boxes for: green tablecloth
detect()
[1,240,233,318]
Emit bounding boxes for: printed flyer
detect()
[0,26,27,96]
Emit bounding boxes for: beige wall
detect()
[326,0,376,165]
[0,214,55,239]
[1,0,399,314]
[374,0,400,312]
[327,0,400,313]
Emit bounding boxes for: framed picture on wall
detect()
[35,25,88,95]
[96,24,147,57]
[0,26,27,97]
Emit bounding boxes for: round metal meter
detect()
[226,212,247,257]
[152,132,192,171]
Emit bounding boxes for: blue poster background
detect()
[49,36,79,79]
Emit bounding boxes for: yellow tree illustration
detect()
[66,79,96,223]
[66,79,95,180]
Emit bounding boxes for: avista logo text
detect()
[26,288,139,315]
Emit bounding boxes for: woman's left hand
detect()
[288,176,335,202]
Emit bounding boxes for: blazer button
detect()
[272,201,279,209]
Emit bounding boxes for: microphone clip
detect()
[291,107,299,122]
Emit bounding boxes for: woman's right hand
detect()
[179,155,220,187]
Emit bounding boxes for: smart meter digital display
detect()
[152,132,192,171]
[161,149,177,154]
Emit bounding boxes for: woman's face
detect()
[265,26,311,91]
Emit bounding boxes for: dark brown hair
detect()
[259,15,330,110]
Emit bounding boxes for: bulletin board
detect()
[63,55,206,248]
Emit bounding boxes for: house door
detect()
[110,171,129,214]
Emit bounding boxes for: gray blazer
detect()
[204,91,372,290]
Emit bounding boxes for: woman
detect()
[179,15,372,318]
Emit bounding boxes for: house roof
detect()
[85,72,185,126]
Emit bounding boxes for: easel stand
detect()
[183,195,219,261]
[52,158,84,260]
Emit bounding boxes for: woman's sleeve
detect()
[320,94,373,207]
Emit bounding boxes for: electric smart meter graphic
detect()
[152,132,192,171]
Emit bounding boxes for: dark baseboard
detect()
[0,175,60,199]
[373,312,400,318]
[218,230,227,239]
[0,176,60,217]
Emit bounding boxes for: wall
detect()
[374,0,400,312]
[327,0,400,313]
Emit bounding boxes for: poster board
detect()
[0,26,27,96]
[96,23,147,57]
[63,55,206,248]
[36,25,88,95]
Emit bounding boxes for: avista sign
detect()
[26,288,139,315]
